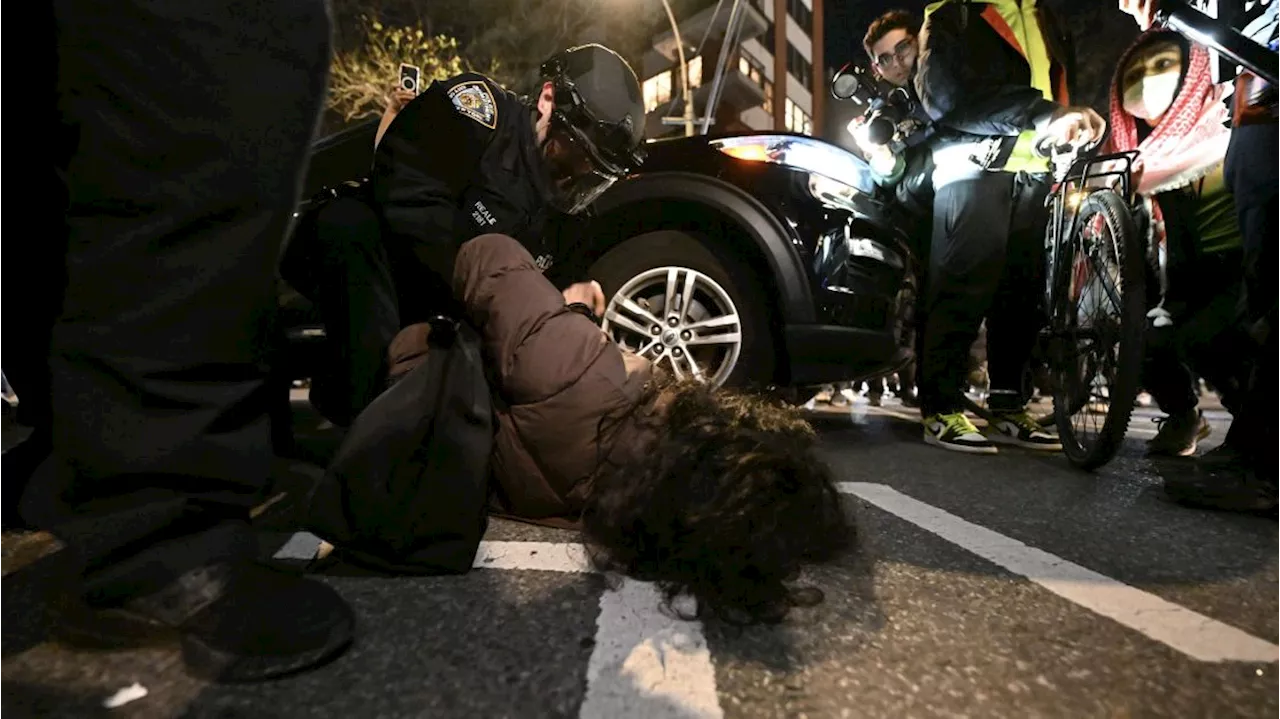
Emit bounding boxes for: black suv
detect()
[284,121,915,389]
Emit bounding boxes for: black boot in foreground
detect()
[51,561,355,683]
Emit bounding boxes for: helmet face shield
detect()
[543,119,621,214]
[537,47,647,214]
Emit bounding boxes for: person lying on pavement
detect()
[385,233,855,624]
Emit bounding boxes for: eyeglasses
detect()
[874,37,917,69]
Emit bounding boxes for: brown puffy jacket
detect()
[388,234,655,525]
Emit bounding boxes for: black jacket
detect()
[915,1,1074,169]
[371,72,557,321]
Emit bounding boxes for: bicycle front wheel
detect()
[1049,190,1146,470]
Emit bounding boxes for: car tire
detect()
[588,230,776,388]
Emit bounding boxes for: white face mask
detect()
[1123,70,1180,122]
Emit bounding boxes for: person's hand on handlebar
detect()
[1118,0,1160,31]
[1043,105,1107,149]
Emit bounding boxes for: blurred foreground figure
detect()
[9,0,354,682]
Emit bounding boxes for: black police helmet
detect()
[540,44,646,176]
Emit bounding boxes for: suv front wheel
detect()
[588,230,775,388]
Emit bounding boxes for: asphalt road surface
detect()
[3,391,1276,718]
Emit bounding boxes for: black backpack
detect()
[305,319,494,574]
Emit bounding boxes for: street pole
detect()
[659,0,697,137]
[699,0,746,134]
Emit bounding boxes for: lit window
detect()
[687,56,703,88]
[643,71,672,113]
[738,54,763,86]
[782,97,812,135]
[763,79,773,114]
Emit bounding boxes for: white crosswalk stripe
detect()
[274,536,722,718]
[839,483,1279,664]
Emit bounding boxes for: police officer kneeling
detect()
[287,44,646,425]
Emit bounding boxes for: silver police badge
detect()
[449,81,497,129]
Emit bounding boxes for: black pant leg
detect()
[985,173,1050,411]
[307,198,401,425]
[899,357,917,394]
[1143,325,1200,415]
[1181,287,1252,413]
[1224,122,1278,327]
[918,172,1015,416]
[21,0,332,604]
[1216,123,1276,466]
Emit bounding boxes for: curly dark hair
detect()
[581,378,854,625]
[863,10,920,60]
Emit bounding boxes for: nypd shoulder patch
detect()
[448,80,498,129]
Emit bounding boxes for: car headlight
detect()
[711,134,877,194]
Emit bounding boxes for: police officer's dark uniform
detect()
[372,72,559,326]
[292,44,646,426]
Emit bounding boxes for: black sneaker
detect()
[51,561,354,682]
[986,410,1063,451]
[924,412,998,454]
[1147,409,1211,457]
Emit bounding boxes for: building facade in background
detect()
[638,0,825,139]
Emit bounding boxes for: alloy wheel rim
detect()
[601,266,743,386]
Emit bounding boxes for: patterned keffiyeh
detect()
[1108,31,1232,197]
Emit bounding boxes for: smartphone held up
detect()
[399,63,421,95]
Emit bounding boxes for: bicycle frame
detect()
[1043,150,1141,319]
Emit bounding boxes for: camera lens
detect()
[867,116,895,146]
[401,77,415,91]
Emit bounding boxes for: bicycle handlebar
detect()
[1032,133,1106,162]
[1155,0,1278,88]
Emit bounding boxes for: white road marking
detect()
[580,579,722,719]
[273,535,722,717]
[838,482,1279,664]
[471,540,592,573]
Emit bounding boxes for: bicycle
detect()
[1036,137,1147,470]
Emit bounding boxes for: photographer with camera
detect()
[912,0,1105,454]
[853,11,934,191]
[842,11,938,407]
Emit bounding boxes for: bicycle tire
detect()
[1050,190,1146,470]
